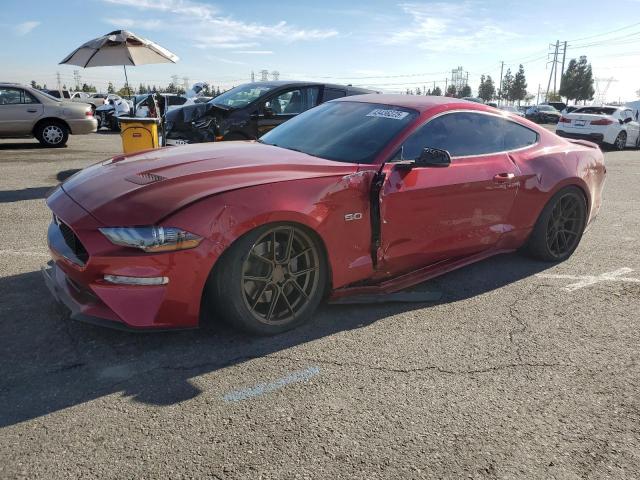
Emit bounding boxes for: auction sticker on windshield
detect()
[366,109,409,120]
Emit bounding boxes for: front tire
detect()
[614,131,627,151]
[524,187,587,262]
[36,121,68,148]
[207,224,327,335]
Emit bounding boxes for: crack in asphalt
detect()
[507,284,545,363]
[263,354,566,376]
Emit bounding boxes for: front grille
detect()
[57,219,89,264]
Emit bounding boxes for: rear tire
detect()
[206,223,327,335]
[35,121,68,148]
[524,186,587,262]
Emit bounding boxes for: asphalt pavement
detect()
[1,132,639,479]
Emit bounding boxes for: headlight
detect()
[99,226,203,253]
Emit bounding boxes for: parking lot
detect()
[1,133,639,479]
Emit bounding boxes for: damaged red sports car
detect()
[44,95,606,335]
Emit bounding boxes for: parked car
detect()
[44,95,605,334]
[41,89,72,100]
[0,83,96,147]
[556,105,640,150]
[542,101,567,112]
[461,97,484,103]
[526,105,562,124]
[499,105,525,117]
[164,81,375,145]
[561,105,580,115]
[95,95,130,131]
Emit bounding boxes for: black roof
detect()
[241,81,375,94]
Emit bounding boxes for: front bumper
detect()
[44,187,215,330]
[42,261,167,332]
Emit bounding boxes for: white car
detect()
[498,105,525,117]
[556,105,640,150]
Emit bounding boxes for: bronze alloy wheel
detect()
[240,226,321,325]
[545,192,583,258]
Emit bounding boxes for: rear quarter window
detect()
[322,88,346,102]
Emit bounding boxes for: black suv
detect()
[165,81,375,145]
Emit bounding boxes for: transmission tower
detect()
[260,70,269,81]
[73,70,81,90]
[183,77,189,90]
[450,66,467,94]
[271,70,280,81]
[251,70,255,82]
[594,77,617,104]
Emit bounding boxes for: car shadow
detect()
[56,169,81,182]
[0,253,551,428]
[0,142,50,150]
[0,186,53,203]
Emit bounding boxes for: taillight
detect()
[558,116,571,123]
[85,110,93,117]
[590,118,613,125]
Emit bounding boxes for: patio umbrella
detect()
[59,30,179,96]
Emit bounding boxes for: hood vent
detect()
[125,172,167,185]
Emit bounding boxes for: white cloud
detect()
[234,50,274,55]
[104,18,163,30]
[206,55,247,65]
[14,21,40,36]
[101,0,337,48]
[383,2,517,52]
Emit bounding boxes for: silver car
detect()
[0,83,98,147]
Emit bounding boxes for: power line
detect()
[566,21,640,42]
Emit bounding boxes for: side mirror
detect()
[623,117,633,124]
[415,147,451,168]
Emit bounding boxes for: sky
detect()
[1,0,639,103]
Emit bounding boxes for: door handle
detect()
[493,172,515,183]
[27,109,38,113]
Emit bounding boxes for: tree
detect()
[460,85,472,98]
[432,86,442,96]
[107,82,115,94]
[509,64,527,105]
[415,87,421,95]
[81,83,96,92]
[559,59,578,103]
[165,82,177,93]
[445,84,457,97]
[138,83,147,94]
[501,68,513,101]
[635,88,640,98]
[478,75,495,102]
[575,56,594,103]
[30,80,42,89]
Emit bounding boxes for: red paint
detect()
[46,96,606,330]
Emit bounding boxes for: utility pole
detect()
[498,61,504,102]
[545,41,559,101]
[73,70,81,90]
[182,77,189,90]
[56,71,61,91]
[560,41,567,76]
[251,70,255,82]
[553,40,560,94]
[536,84,541,105]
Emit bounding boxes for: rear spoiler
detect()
[567,139,599,149]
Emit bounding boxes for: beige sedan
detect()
[0,83,98,147]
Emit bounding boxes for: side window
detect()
[62,91,71,99]
[0,88,38,105]
[323,88,346,102]
[265,87,320,115]
[395,112,538,160]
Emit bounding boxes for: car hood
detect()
[59,141,357,225]
[165,102,230,124]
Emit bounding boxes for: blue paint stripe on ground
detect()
[223,366,320,402]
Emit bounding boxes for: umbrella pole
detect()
[123,65,131,98]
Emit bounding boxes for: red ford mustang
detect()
[44,95,606,335]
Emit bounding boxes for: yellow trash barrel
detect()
[119,117,160,154]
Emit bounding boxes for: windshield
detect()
[260,101,418,164]
[210,84,275,109]
[538,105,557,112]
